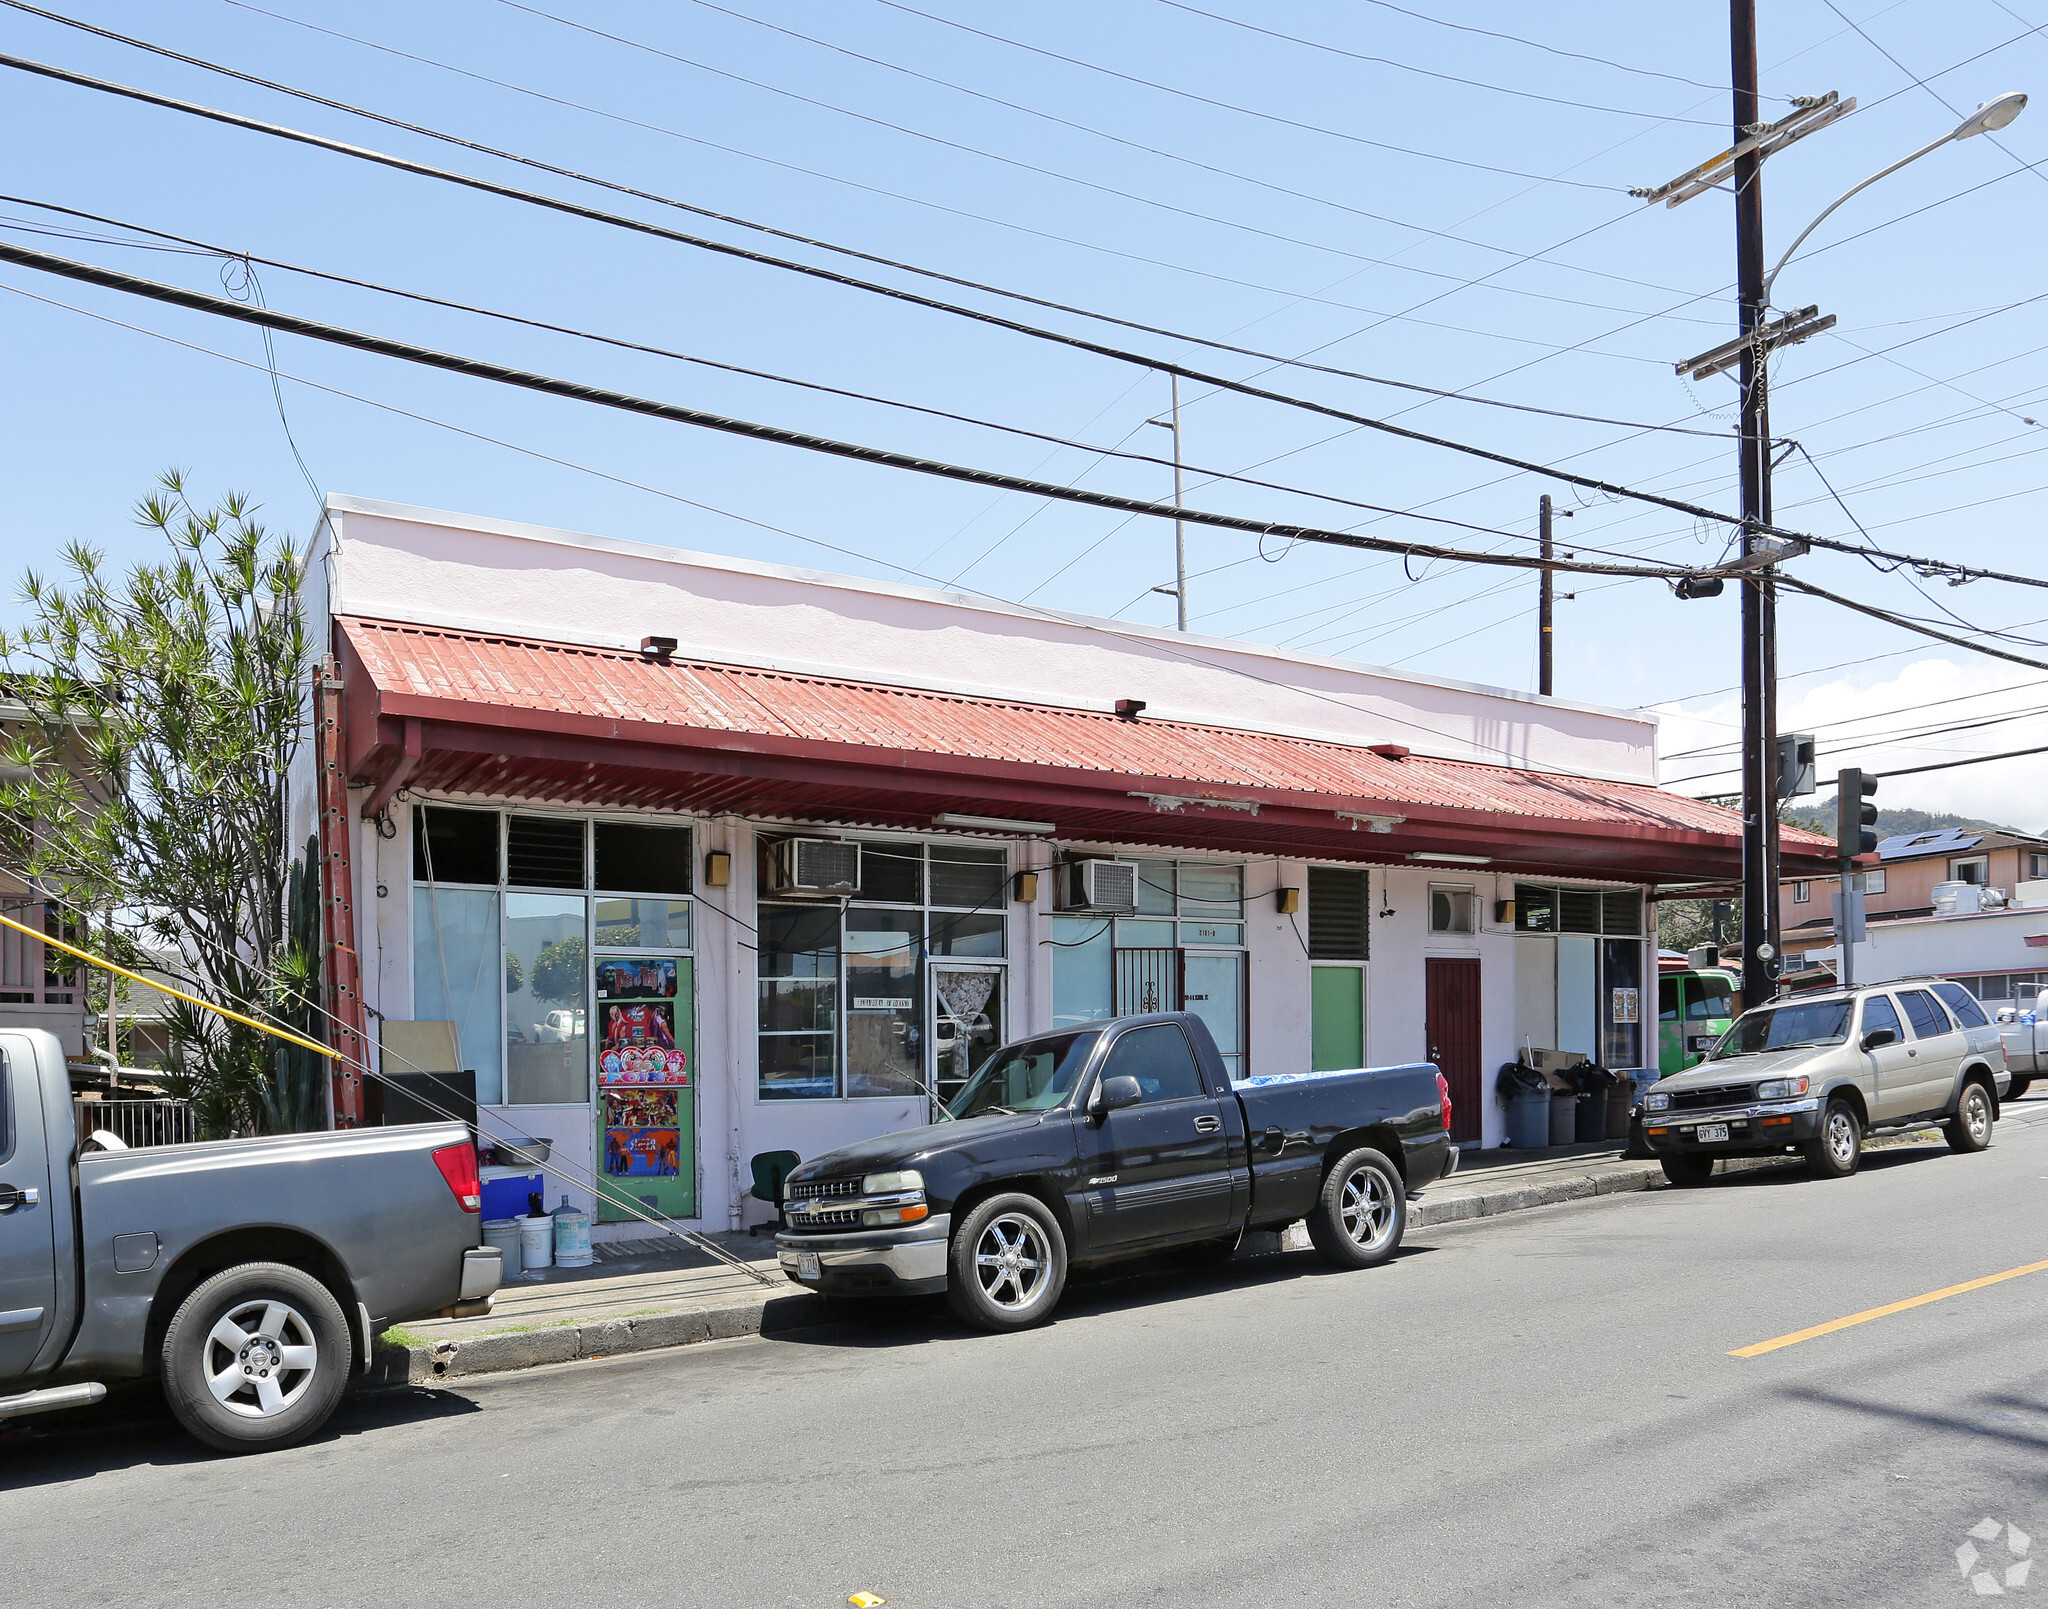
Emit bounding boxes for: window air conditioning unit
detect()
[1058,858,1138,913]
[767,837,861,896]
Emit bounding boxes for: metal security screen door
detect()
[1425,957,1482,1144]
[1115,947,1179,1016]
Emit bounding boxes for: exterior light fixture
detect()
[1954,91,2028,138]
[640,635,677,660]
[1115,699,1148,721]
[1275,886,1301,914]
[702,850,731,887]
[1013,870,1040,903]
[931,812,1056,834]
[1405,852,1493,865]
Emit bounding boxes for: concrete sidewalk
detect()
[371,1111,2031,1386]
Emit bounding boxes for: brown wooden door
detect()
[1425,957,1482,1144]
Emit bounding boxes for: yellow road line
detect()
[1730,1259,2048,1357]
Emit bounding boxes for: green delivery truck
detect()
[1657,967,1740,1076]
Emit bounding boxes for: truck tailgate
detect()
[1232,1064,1445,1225]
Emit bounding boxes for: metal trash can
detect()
[1549,1091,1577,1146]
[1508,1086,1551,1148]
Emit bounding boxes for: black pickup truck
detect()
[775,1012,1457,1330]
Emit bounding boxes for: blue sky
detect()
[2,1,2045,820]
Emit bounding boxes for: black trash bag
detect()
[1496,1062,1546,1100]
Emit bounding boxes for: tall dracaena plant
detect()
[0,473,313,1136]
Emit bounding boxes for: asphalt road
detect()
[10,1104,2048,1609]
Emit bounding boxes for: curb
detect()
[364,1288,825,1387]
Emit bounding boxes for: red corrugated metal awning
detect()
[336,617,1837,882]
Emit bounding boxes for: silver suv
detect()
[1640,977,2007,1186]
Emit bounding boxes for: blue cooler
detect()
[480,1166,543,1220]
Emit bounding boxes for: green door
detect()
[1311,966,1365,1071]
[594,955,696,1223]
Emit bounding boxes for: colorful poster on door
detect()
[595,957,677,1001]
[605,1087,678,1128]
[604,1126,681,1178]
[598,999,688,1084]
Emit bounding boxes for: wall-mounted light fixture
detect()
[1115,698,1147,721]
[702,850,731,887]
[1014,870,1040,903]
[932,812,1055,834]
[640,635,677,661]
[1275,886,1301,914]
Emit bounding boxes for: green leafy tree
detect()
[0,475,314,1137]
[530,935,586,1006]
[504,948,524,996]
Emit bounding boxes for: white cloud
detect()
[1649,656,2048,832]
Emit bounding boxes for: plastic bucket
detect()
[1548,1091,1576,1146]
[516,1214,554,1272]
[552,1203,593,1268]
[1507,1087,1551,1148]
[1574,1092,1606,1143]
[482,1217,522,1278]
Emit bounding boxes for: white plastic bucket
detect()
[553,1201,592,1268]
[481,1218,521,1278]
[516,1214,554,1271]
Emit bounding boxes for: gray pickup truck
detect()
[0,1029,502,1452]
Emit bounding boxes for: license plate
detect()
[796,1252,821,1280]
[1696,1124,1730,1143]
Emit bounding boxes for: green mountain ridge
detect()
[1782,804,2033,840]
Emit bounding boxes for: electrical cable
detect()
[845,0,1628,191]
[3,276,1686,783]
[1781,575,2048,672]
[1151,0,1721,123]
[1345,0,1736,94]
[0,231,1798,549]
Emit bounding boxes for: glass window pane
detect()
[1515,884,1558,932]
[855,841,923,904]
[1134,860,1176,915]
[410,886,502,1102]
[845,910,922,1099]
[930,912,1005,957]
[929,846,1006,909]
[1932,981,1989,1028]
[503,893,587,1104]
[507,816,586,890]
[1179,922,1241,947]
[594,897,693,950]
[1051,917,1115,1029]
[759,905,840,977]
[1177,862,1243,915]
[1600,938,1642,1067]
[934,969,1003,1106]
[1100,1023,1204,1103]
[759,1033,837,1100]
[1861,995,1902,1041]
[594,822,692,895]
[1898,990,1949,1039]
[413,805,498,886]
[1114,919,1175,947]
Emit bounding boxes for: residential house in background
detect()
[0,691,86,1057]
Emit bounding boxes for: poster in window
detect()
[598,999,688,1084]
[605,1088,678,1128]
[604,1126,681,1177]
[595,957,677,1001]
[1611,987,1641,1025]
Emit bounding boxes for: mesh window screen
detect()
[1307,867,1368,960]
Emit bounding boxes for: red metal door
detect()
[1425,957,1482,1144]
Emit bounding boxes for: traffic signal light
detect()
[1674,575,1725,599]
[1774,733,1816,797]
[1836,767,1878,861]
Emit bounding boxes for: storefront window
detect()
[411,885,502,1101]
[755,839,1009,1102]
[504,892,588,1104]
[595,898,693,950]
[758,904,839,1100]
[845,910,923,1099]
[1051,917,1115,1029]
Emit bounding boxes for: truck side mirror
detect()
[1860,1028,1897,1051]
[1091,1075,1143,1117]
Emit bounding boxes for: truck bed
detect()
[1233,1062,1451,1228]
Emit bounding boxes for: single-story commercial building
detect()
[293,496,1835,1238]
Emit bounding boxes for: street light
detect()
[1763,92,2027,302]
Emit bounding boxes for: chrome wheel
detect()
[1963,1085,1992,1145]
[1338,1163,1397,1252]
[972,1212,1051,1312]
[203,1300,320,1420]
[1824,1109,1857,1168]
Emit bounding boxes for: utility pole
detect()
[1732,0,1783,1002]
[1146,375,1188,630]
[1537,494,1554,697]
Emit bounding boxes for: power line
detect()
[3,276,1692,787]
[0,238,1739,584]
[0,42,1743,447]
[1152,1,1722,124]
[1344,0,1737,94]
[853,0,1627,192]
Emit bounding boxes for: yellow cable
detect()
[0,908,336,1060]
